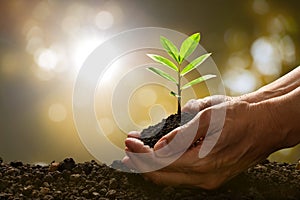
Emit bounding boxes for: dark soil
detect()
[140,112,196,147]
[1,115,299,199]
[0,157,300,199]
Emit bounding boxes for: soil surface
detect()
[0,157,300,199]
[1,114,299,199]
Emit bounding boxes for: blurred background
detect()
[0,0,299,164]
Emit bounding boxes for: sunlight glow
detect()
[95,11,114,30]
[136,88,157,107]
[98,118,115,135]
[36,48,58,71]
[71,37,104,72]
[149,104,167,125]
[48,103,67,122]
[277,148,292,156]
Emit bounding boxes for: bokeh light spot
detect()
[26,37,44,54]
[251,37,281,76]
[94,11,114,30]
[227,55,250,69]
[48,104,67,122]
[35,48,58,71]
[224,69,257,95]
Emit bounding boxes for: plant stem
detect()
[177,64,181,116]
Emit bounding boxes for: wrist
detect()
[248,101,287,154]
[263,87,300,148]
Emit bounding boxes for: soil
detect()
[0,157,300,199]
[1,115,299,199]
[140,112,196,147]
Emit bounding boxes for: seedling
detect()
[147,33,216,115]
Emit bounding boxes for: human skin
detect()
[122,66,300,189]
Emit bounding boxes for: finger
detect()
[154,110,211,157]
[162,102,230,171]
[126,149,162,173]
[153,127,190,157]
[127,131,141,138]
[182,95,230,113]
[125,137,150,153]
[125,138,182,173]
[125,137,162,172]
[182,99,200,113]
[121,156,138,171]
[181,97,211,113]
[159,138,215,173]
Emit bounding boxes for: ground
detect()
[0,157,299,199]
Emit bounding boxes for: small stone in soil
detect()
[109,178,118,189]
[49,162,59,172]
[58,158,76,171]
[10,161,23,168]
[106,189,117,197]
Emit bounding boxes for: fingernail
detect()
[154,139,167,150]
[128,131,141,138]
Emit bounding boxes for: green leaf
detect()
[179,33,200,64]
[181,53,212,76]
[147,67,177,84]
[170,91,179,97]
[147,54,178,72]
[181,74,216,90]
[160,36,180,63]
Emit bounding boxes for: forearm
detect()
[239,66,300,103]
[258,86,300,150]
[268,86,300,148]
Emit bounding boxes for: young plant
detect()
[147,33,216,115]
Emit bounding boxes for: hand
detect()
[123,99,283,189]
[181,95,233,114]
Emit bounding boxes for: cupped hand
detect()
[123,97,282,189]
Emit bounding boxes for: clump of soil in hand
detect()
[140,112,196,147]
[0,157,300,199]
